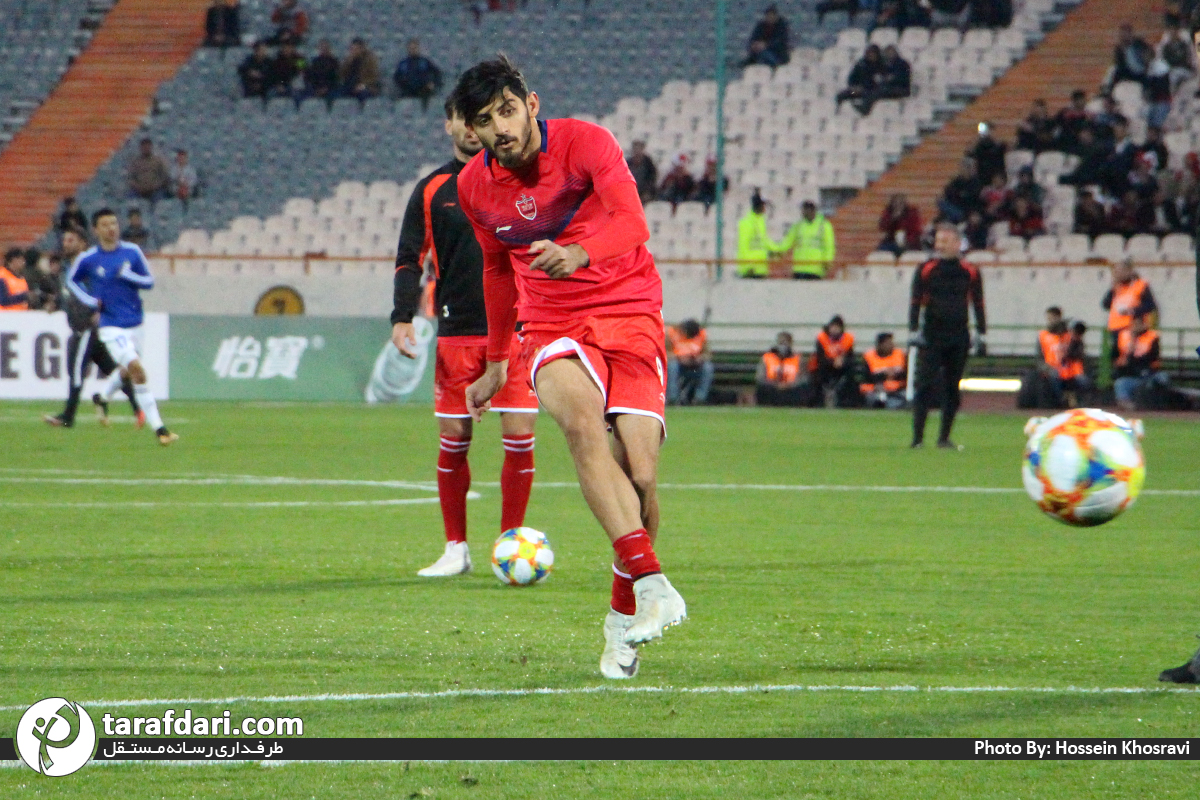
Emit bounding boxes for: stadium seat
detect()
[1027,235,1062,264]
[1160,233,1194,262]
[1091,234,1127,263]
[1125,234,1163,263]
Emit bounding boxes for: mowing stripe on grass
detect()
[0,682,1193,713]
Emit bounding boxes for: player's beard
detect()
[489,120,533,169]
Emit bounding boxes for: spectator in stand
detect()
[56,197,88,237]
[303,39,340,106]
[691,156,728,208]
[1103,256,1157,357]
[1008,195,1045,240]
[810,315,858,408]
[860,332,907,409]
[626,140,658,205]
[1113,314,1168,411]
[1073,188,1108,239]
[267,0,308,45]
[204,0,240,48]
[170,149,199,208]
[1102,116,1137,197]
[742,4,790,68]
[816,0,862,25]
[937,156,984,223]
[393,39,442,111]
[966,121,1007,187]
[778,200,836,280]
[1127,152,1160,205]
[1012,165,1045,208]
[869,45,913,111]
[1107,22,1154,90]
[1160,151,1200,232]
[980,172,1012,221]
[340,38,382,103]
[1089,94,1123,144]
[736,192,777,278]
[1016,99,1057,153]
[1158,19,1196,92]
[1139,125,1169,171]
[1054,89,1091,153]
[878,193,923,254]
[1107,189,1155,236]
[836,45,883,113]
[755,331,805,407]
[123,209,152,250]
[967,0,1013,28]
[1059,127,1112,186]
[666,319,714,406]
[28,252,63,312]
[126,138,170,207]
[269,40,305,99]
[238,41,272,100]
[872,0,931,32]
[658,153,695,206]
[962,209,991,251]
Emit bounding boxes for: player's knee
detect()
[127,362,147,384]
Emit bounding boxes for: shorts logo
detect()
[655,356,664,388]
[516,194,537,221]
[15,698,97,776]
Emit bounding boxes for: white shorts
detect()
[98,325,144,369]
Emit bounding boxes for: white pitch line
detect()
[0,476,437,490]
[0,497,457,509]
[476,481,1199,497]
[0,682,1193,714]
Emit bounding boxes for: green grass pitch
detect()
[1,401,1198,797]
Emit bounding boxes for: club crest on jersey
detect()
[515,194,537,221]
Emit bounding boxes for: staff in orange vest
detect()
[1035,306,1090,407]
[1113,314,1167,411]
[756,331,805,407]
[666,318,713,406]
[1102,256,1156,354]
[811,314,857,407]
[0,247,30,311]
[860,332,907,409]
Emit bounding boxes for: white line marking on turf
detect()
[477,481,1199,497]
[0,682,1192,714]
[0,497,457,509]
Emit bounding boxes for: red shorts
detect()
[521,313,667,429]
[434,334,538,417]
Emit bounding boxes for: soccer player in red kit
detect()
[392,99,539,577]
[451,57,686,679]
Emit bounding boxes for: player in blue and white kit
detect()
[66,208,178,445]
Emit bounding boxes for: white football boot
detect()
[624,574,687,644]
[600,610,639,679]
[416,541,471,577]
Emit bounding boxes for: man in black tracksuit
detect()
[908,223,986,449]
[44,226,139,428]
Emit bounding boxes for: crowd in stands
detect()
[836,44,912,115]
[814,0,1014,33]
[628,148,730,210]
[125,138,200,211]
[210,1,442,108]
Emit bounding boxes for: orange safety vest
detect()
[762,351,801,384]
[1115,328,1161,370]
[668,327,707,360]
[0,266,29,310]
[860,347,906,394]
[816,330,855,361]
[1039,329,1083,380]
[1107,277,1149,332]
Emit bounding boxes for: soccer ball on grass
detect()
[491,527,554,586]
[1022,408,1145,527]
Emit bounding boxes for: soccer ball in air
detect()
[491,527,554,586]
[1022,409,1145,527]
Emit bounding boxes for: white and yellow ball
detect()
[491,527,554,586]
[1022,409,1145,527]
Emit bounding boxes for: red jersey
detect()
[456,118,662,360]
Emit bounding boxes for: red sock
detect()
[612,529,661,580]
[437,436,471,543]
[500,434,535,531]
[610,565,636,615]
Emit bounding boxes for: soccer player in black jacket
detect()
[907,223,986,449]
[390,99,538,577]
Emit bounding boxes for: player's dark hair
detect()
[91,207,117,227]
[1046,306,1062,316]
[451,54,529,123]
[443,96,456,120]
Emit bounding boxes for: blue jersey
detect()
[66,241,154,329]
